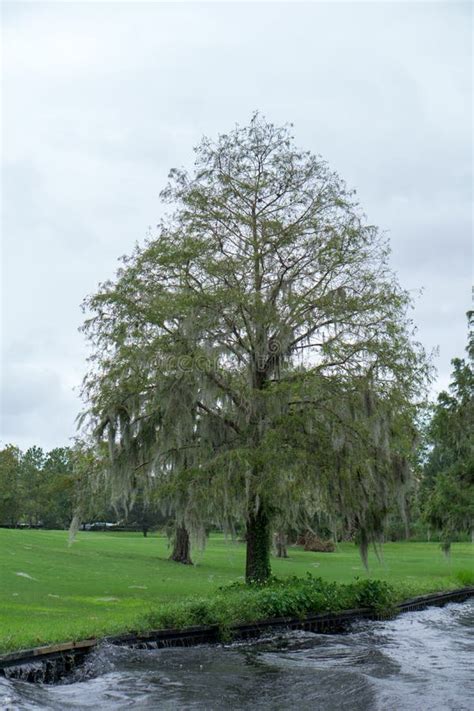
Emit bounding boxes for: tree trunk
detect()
[245,504,271,582]
[275,531,288,558]
[169,525,193,564]
[440,540,451,558]
[142,526,148,538]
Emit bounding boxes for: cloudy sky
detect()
[1,1,472,452]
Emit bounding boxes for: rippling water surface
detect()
[1,600,473,711]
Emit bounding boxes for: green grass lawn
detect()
[0,528,472,653]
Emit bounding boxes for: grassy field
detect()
[0,528,472,653]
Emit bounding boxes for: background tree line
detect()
[0,445,77,529]
[0,444,163,534]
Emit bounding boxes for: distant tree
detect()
[422,322,474,552]
[125,483,165,537]
[0,445,23,526]
[69,441,117,532]
[81,115,429,581]
[274,530,289,558]
[40,448,75,529]
[21,446,45,526]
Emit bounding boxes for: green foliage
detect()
[145,575,396,636]
[0,442,117,531]
[125,486,165,535]
[455,569,474,586]
[0,445,23,526]
[421,325,474,546]
[0,444,76,529]
[349,578,395,612]
[20,446,45,526]
[40,448,76,529]
[225,575,395,615]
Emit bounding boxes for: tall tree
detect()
[0,445,23,526]
[81,115,429,581]
[422,319,474,550]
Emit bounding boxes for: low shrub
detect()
[347,578,396,613]
[143,574,396,638]
[455,569,474,587]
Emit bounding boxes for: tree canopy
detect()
[81,115,430,580]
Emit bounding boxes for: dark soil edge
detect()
[1,586,473,684]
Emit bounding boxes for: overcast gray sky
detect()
[1,1,472,452]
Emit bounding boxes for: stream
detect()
[1,600,472,710]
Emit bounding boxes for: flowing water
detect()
[1,600,473,711]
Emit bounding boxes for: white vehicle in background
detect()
[83,522,119,531]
